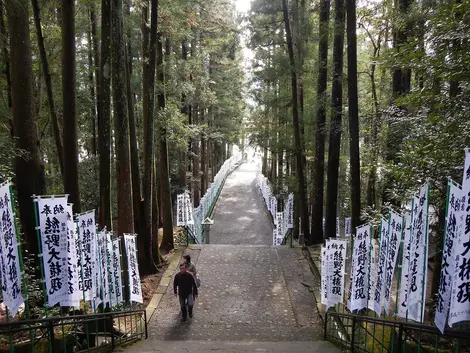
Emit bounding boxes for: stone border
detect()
[145,248,184,323]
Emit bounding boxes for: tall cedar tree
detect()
[325,0,345,239]
[112,0,134,234]
[346,0,361,231]
[99,0,112,229]
[0,0,11,111]
[141,0,159,273]
[32,0,64,177]
[90,5,100,152]
[157,34,174,251]
[281,0,310,242]
[6,0,45,255]
[311,0,330,243]
[62,0,81,214]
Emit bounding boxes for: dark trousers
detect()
[179,294,194,319]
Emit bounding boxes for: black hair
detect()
[183,255,191,262]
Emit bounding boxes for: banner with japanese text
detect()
[0,183,24,317]
[345,218,351,237]
[398,212,412,319]
[97,230,109,305]
[36,196,68,307]
[449,150,470,326]
[124,234,143,303]
[112,239,123,304]
[327,239,347,307]
[351,224,371,311]
[383,212,403,315]
[77,211,98,302]
[373,218,389,316]
[407,184,429,323]
[435,181,463,332]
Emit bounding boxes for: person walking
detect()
[184,254,200,288]
[174,262,198,322]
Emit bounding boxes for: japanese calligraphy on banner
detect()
[270,197,277,218]
[0,183,24,317]
[176,194,185,226]
[373,218,389,316]
[77,211,98,302]
[449,151,470,326]
[398,213,412,319]
[97,230,109,305]
[345,218,351,237]
[275,212,283,245]
[105,234,116,306]
[321,245,329,307]
[328,239,347,307]
[60,205,80,307]
[124,234,143,303]
[435,181,463,333]
[383,212,403,315]
[351,224,371,311]
[407,184,429,323]
[36,196,68,307]
[112,239,123,304]
[185,192,194,225]
[336,217,340,236]
[368,240,377,311]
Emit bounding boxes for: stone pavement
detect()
[122,162,339,352]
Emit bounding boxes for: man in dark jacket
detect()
[174,262,198,322]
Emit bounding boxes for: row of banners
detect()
[0,183,144,318]
[322,149,470,334]
[176,153,242,241]
[255,173,294,245]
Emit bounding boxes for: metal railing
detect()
[325,311,470,353]
[0,309,147,352]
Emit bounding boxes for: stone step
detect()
[119,339,341,353]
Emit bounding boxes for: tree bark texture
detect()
[281,0,310,242]
[6,0,45,254]
[157,34,174,251]
[61,0,81,214]
[311,0,330,243]
[32,0,64,176]
[112,0,134,234]
[325,0,345,239]
[0,0,11,111]
[346,0,361,231]
[87,28,97,155]
[99,0,112,229]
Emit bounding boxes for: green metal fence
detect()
[0,309,146,352]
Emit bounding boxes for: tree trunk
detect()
[87,27,97,155]
[311,0,330,243]
[140,0,159,273]
[99,0,112,230]
[61,0,81,214]
[157,34,174,251]
[0,0,11,111]
[179,40,189,190]
[325,0,345,239]
[6,0,45,255]
[112,0,133,234]
[90,5,100,135]
[346,0,361,231]
[200,108,207,195]
[152,156,161,264]
[191,37,201,207]
[32,0,64,176]
[281,0,310,243]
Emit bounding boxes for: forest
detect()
[2,0,244,275]
[2,0,470,304]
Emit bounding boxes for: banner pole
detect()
[419,183,430,325]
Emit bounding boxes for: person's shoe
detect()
[189,311,193,318]
[181,317,187,323]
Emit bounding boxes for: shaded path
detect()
[127,162,337,352]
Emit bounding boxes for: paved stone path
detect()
[125,162,338,352]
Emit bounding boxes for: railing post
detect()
[49,321,56,353]
[351,316,356,352]
[144,310,148,339]
[324,311,328,341]
[398,322,403,353]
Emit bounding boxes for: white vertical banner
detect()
[270,197,277,218]
[276,212,283,245]
[0,183,24,317]
[336,217,340,236]
[328,239,347,307]
[449,150,470,326]
[383,212,403,315]
[36,196,69,307]
[287,193,294,229]
[322,218,325,233]
[351,224,371,311]
[368,239,377,311]
[112,239,123,304]
[345,218,351,237]
[185,192,194,225]
[435,181,463,333]
[407,184,429,323]
[97,230,109,305]
[321,245,328,306]
[176,194,185,226]
[77,211,98,302]
[272,229,277,246]
[347,251,355,311]
[124,234,143,303]
[106,234,117,307]
[373,218,390,316]
[60,205,80,307]
[398,213,412,319]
